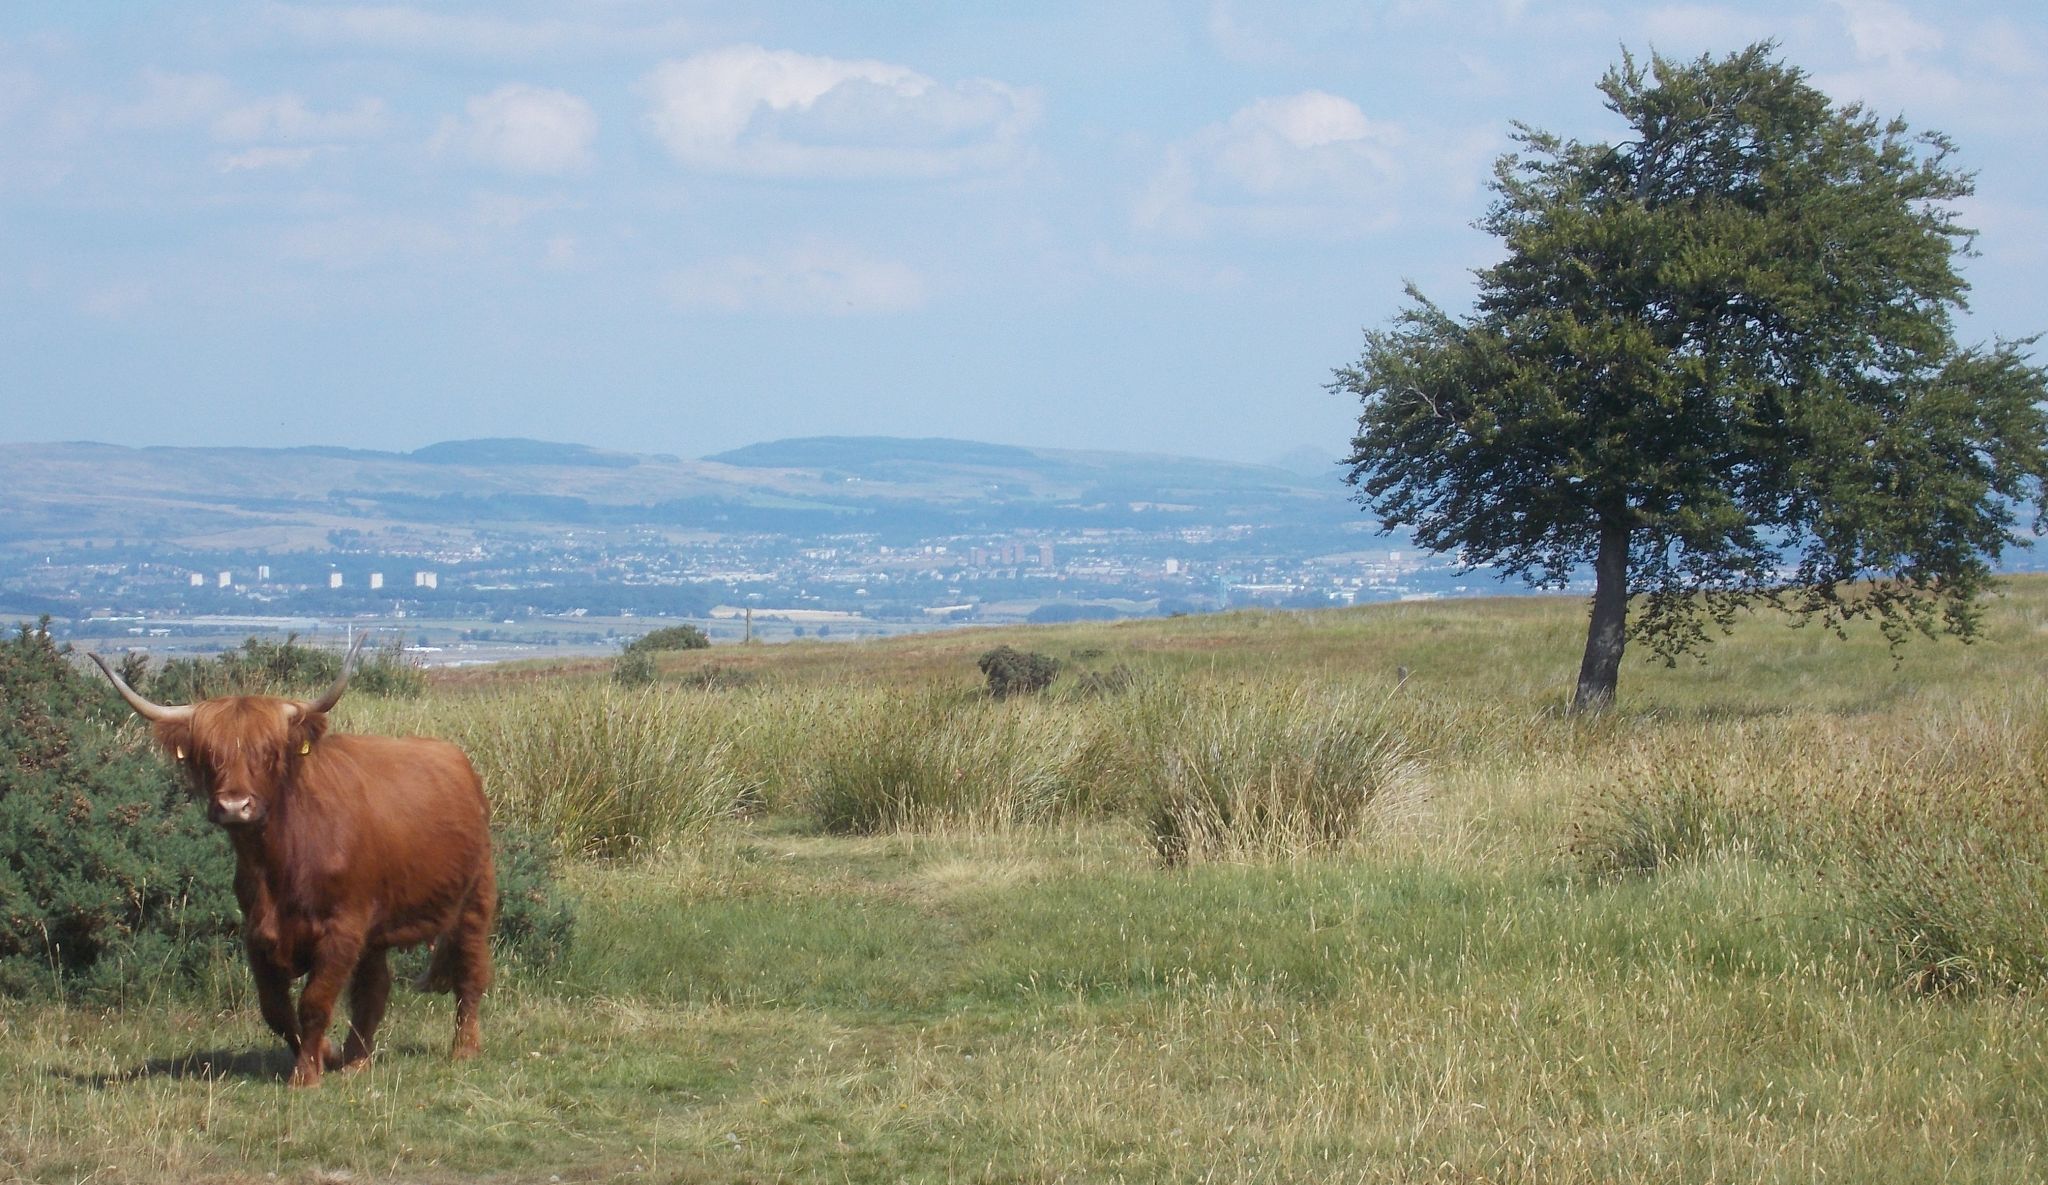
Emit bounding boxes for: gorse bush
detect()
[149,633,425,701]
[0,620,239,1000]
[625,625,711,654]
[490,825,578,971]
[978,646,1059,699]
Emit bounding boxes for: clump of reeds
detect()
[1801,694,2048,993]
[1129,679,1420,864]
[1567,725,1798,879]
[798,689,1101,833]
[1568,694,2048,993]
[352,685,761,859]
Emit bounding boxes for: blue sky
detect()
[2,1,2043,466]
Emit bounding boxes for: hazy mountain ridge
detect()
[0,436,1353,551]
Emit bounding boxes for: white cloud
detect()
[259,2,697,59]
[470,191,571,230]
[108,70,386,149]
[1829,0,1943,66]
[213,94,386,142]
[640,45,1036,179]
[271,214,462,270]
[1813,0,1967,118]
[1963,18,2044,78]
[1136,91,1410,239]
[215,145,326,172]
[108,70,234,130]
[436,84,597,175]
[1639,6,1779,53]
[1205,1,1372,67]
[667,243,926,315]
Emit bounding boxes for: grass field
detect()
[6,581,2048,1183]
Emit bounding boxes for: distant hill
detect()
[408,438,640,468]
[709,436,1039,472]
[0,435,1356,552]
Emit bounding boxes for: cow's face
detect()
[86,643,358,832]
[158,698,326,829]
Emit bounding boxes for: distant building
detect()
[1039,543,1055,568]
[415,571,438,589]
[189,573,205,588]
[217,571,232,588]
[369,572,384,590]
[329,572,344,589]
[257,564,272,581]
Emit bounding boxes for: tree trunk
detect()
[1572,519,1631,713]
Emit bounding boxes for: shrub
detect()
[626,625,711,654]
[490,826,578,971]
[612,648,658,688]
[0,619,240,1000]
[978,646,1059,699]
[148,633,423,702]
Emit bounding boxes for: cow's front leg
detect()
[290,931,366,1087]
[245,940,326,1069]
[336,947,391,1072]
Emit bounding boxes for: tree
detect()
[1335,44,2048,711]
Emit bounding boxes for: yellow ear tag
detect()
[175,746,186,760]
[300,741,312,755]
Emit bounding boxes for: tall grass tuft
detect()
[1568,726,1795,879]
[1568,697,2048,992]
[799,690,1101,833]
[1805,694,2048,992]
[350,685,760,859]
[1132,680,1420,864]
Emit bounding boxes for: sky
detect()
[1,1,2043,467]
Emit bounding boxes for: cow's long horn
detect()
[301,633,371,715]
[86,652,195,723]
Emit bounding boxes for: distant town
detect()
[11,518,1512,666]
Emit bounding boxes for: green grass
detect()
[11,579,2048,1181]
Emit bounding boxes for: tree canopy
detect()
[1335,43,2048,710]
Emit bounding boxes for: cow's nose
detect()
[214,795,256,823]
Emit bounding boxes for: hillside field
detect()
[6,581,2048,1183]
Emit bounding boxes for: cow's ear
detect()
[289,709,331,755]
[152,718,193,764]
